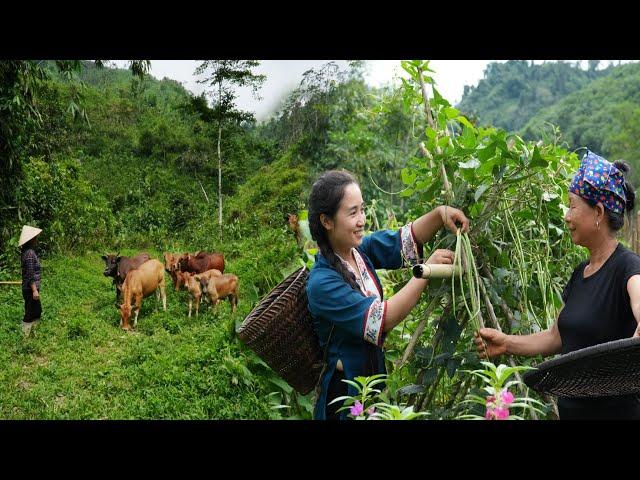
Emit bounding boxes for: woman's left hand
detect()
[634,323,640,338]
[439,206,470,234]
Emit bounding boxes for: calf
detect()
[199,273,239,313]
[163,252,184,290]
[119,259,166,330]
[176,270,203,318]
[193,269,222,303]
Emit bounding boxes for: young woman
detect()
[306,170,469,420]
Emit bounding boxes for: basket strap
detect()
[322,325,335,366]
[315,325,336,391]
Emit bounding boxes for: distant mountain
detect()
[457,60,615,132]
[521,62,640,181]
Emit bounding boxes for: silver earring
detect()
[596,220,600,230]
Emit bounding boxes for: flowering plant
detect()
[457,362,546,420]
[328,374,428,420]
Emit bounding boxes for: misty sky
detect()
[112,60,631,122]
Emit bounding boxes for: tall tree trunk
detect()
[217,81,223,236]
[217,121,222,232]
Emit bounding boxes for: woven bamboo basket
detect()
[238,267,323,395]
[523,337,640,397]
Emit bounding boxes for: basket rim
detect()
[523,336,640,396]
[239,266,308,330]
[525,336,640,374]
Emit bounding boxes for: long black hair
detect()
[585,160,636,231]
[308,170,360,291]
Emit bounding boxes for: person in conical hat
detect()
[19,225,42,338]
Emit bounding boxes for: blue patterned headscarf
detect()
[569,151,627,214]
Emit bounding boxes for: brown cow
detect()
[163,252,185,290]
[119,259,167,330]
[178,252,225,275]
[199,273,239,313]
[177,271,202,318]
[287,213,301,244]
[102,252,151,305]
[174,267,195,292]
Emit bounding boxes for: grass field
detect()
[0,249,282,420]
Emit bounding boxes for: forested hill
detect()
[458,60,640,181]
[2,60,627,420]
[457,60,616,132]
[521,62,640,180]
[0,60,414,275]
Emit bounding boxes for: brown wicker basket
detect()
[238,267,324,395]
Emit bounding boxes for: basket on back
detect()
[238,267,323,395]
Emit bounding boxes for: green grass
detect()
[0,250,282,419]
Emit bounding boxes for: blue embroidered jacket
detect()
[307,223,422,420]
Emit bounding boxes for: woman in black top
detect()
[18,225,42,338]
[474,151,640,419]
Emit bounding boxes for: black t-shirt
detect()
[559,243,640,354]
[556,243,640,419]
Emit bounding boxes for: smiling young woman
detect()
[306,169,470,420]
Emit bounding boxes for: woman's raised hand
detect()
[440,206,470,234]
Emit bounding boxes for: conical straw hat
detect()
[18,225,42,247]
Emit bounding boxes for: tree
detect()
[0,60,149,262]
[195,61,266,233]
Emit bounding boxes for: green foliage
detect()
[0,251,281,419]
[0,60,313,419]
[458,60,613,132]
[376,61,585,419]
[522,62,640,182]
[3,59,618,420]
[15,156,116,253]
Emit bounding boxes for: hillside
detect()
[457,60,614,132]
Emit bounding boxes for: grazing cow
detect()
[287,213,301,244]
[199,273,239,313]
[119,259,166,330]
[178,252,225,275]
[102,252,151,304]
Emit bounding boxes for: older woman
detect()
[475,151,640,419]
[19,225,43,338]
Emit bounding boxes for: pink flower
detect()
[367,406,376,415]
[350,401,364,417]
[485,406,510,420]
[501,390,514,405]
[494,407,509,420]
